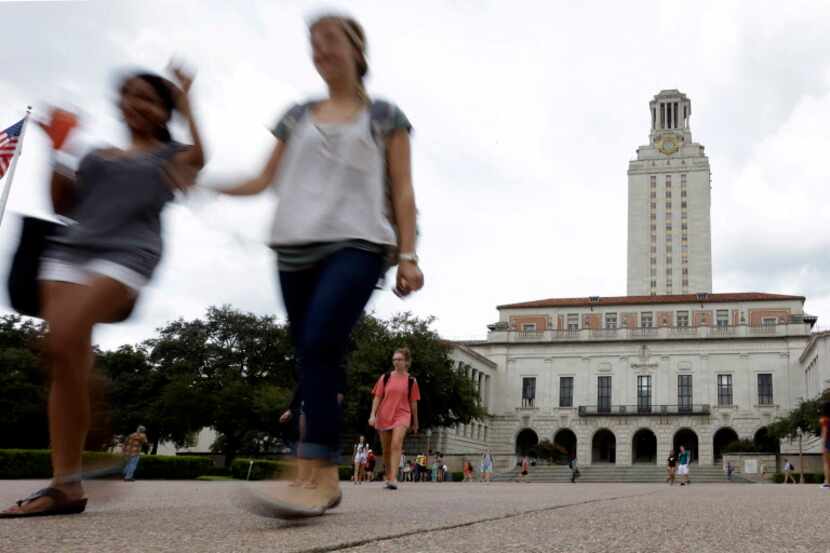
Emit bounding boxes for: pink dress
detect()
[372,372,421,431]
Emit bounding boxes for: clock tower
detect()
[627,89,712,296]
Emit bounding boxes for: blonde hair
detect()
[394,347,412,365]
[309,14,369,103]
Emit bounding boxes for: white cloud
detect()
[2,0,830,348]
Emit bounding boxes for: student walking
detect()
[369,348,421,490]
[480,451,494,483]
[214,14,422,518]
[122,426,148,482]
[569,456,580,483]
[677,446,691,486]
[2,67,205,519]
[666,450,677,485]
[352,436,368,485]
[518,455,530,483]
[783,459,796,484]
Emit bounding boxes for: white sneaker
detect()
[820,483,830,490]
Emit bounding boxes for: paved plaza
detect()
[0,480,827,553]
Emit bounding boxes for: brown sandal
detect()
[0,487,88,519]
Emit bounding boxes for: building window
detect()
[762,317,778,327]
[484,426,488,442]
[637,375,652,413]
[716,310,729,328]
[521,377,536,408]
[758,374,773,405]
[678,374,692,411]
[666,175,671,185]
[559,377,574,408]
[641,312,653,327]
[650,176,657,186]
[567,314,579,331]
[681,174,687,185]
[605,313,618,329]
[717,374,733,406]
[681,189,687,198]
[598,376,612,413]
[522,323,537,333]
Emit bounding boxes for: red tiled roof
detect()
[498,292,805,310]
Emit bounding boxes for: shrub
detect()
[338,465,353,481]
[230,458,284,481]
[130,455,212,480]
[450,471,463,482]
[0,449,210,480]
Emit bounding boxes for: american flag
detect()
[0,119,24,180]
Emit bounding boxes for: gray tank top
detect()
[49,143,183,262]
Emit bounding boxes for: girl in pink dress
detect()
[369,348,420,490]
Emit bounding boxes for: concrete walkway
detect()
[1,480,826,553]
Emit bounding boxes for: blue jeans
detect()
[279,248,383,464]
[123,455,140,479]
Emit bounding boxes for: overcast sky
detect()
[2,0,830,350]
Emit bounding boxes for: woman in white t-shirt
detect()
[353,436,368,485]
[214,14,423,519]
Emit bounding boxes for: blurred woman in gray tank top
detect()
[210,14,423,519]
[1,67,206,518]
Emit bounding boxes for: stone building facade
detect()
[457,292,813,470]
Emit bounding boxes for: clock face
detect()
[657,133,680,155]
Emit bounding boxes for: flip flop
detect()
[0,487,88,519]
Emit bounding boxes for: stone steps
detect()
[492,464,753,483]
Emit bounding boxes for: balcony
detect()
[487,322,811,343]
[578,404,711,417]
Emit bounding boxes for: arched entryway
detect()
[591,428,616,464]
[515,428,539,456]
[673,428,699,463]
[713,427,739,462]
[753,427,780,454]
[553,428,577,462]
[632,428,657,464]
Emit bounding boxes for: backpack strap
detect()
[380,371,415,400]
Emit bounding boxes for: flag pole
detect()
[0,106,33,229]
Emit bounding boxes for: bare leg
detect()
[379,430,393,482]
[387,427,408,484]
[3,278,133,515]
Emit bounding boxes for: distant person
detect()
[666,449,677,485]
[677,446,691,486]
[399,453,407,482]
[569,456,580,483]
[122,426,149,482]
[518,455,530,483]
[726,461,735,481]
[463,460,475,482]
[782,459,796,484]
[352,436,368,485]
[369,348,421,490]
[365,449,376,482]
[820,397,830,490]
[481,451,494,483]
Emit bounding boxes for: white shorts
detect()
[39,258,148,294]
[677,464,689,476]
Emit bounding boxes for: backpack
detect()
[381,371,416,400]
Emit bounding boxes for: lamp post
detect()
[797,427,804,484]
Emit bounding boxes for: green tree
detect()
[98,344,208,454]
[768,396,825,441]
[0,315,49,448]
[149,306,296,462]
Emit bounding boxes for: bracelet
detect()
[399,252,418,264]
